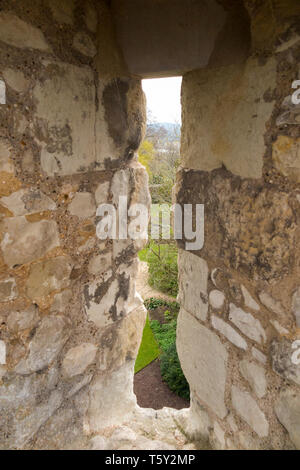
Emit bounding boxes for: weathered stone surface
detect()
[95,181,110,206]
[178,250,208,321]
[241,285,260,311]
[48,0,74,24]
[211,315,248,350]
[111,169,130,206]
[85,0,98,32]
[239,360,267,398]
[0,79,5,105]
[88,361,137,431]
[231,386,269,437]
[275,389,300,450]
[252,347,267,365]
[0,217,60,267]
[229,304,266,345]
[16,316,69,374]
[271,338,300,386]
[185,394,212,441]
[68,192,96,218]
[0,13,50,51]
[62,343,97,378]
[85,261,142,329]
[0,277,18,302]
[292,287,300,327]
[0,189,56,216]
[7,305,39,333]
[0,341,6,365]
[2,68,30,93]
[259,292,284,316]
[212,421,225,450]
[99,305,146,372]
[272,136,300,183]
[88,252,112,276]
[14,390,63,449]
[34,62,96,176]
[73,32,97,57]
[177,309,228,419]
[0,140,14,173]
[50,289,72,313]
[270,320,289,336]
[181,57,276,178]
[25,256,72,301]
[209,290,225,310]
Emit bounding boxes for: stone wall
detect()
[177,0,300,450]
[0,0,299,451]
[0,0,150,449]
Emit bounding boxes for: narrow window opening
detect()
[134,77,190,410]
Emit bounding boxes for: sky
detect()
[142,77,182,124]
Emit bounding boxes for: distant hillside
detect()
[146,121,181,142]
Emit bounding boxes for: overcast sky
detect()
[142,77,182,124]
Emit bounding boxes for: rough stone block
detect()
[178,250,209,321]
[25,256,72,301]
[231,386,269,437]
[33,62,96,176]
[73,32,96,57]
[62,343,97,378]
[275,388,300,450]
[211,315,248,350]
[0,189,56,216]
[0,12,50,50]
[229,303,266,345]
[7,306,39,333]
[68,192,96,218]
[16,315,69,374]
[239,359,267,398]
[0,217,60,267]
[177,309,228,419]
[0,277,18,302]
[2,68,30,93]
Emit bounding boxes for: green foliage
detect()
[139,241,178,297]
[138,140,156,178]
[134,315,160,373]
[150,319,190,400]
[144,297,179,313]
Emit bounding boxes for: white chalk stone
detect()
[229,303,266,345]
[259,292,284,316]
[251,347,267,365]
[68,192,96,218]
[0,79,6,104]
[62,343,97,378]
[0,13,50,51]
[232,386,269,437]
[0,340,6,365]
[177,309,228,419]
[239,360,267,398]
[212,315,248,350]
[241,285,260,311]
[178,250,209,322]
[3,68,30,93]
[209,290,225,310]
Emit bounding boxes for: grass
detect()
[134,315,160,373]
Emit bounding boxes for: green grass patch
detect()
[134,315,160,373]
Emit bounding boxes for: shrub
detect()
[150,319,190,400]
